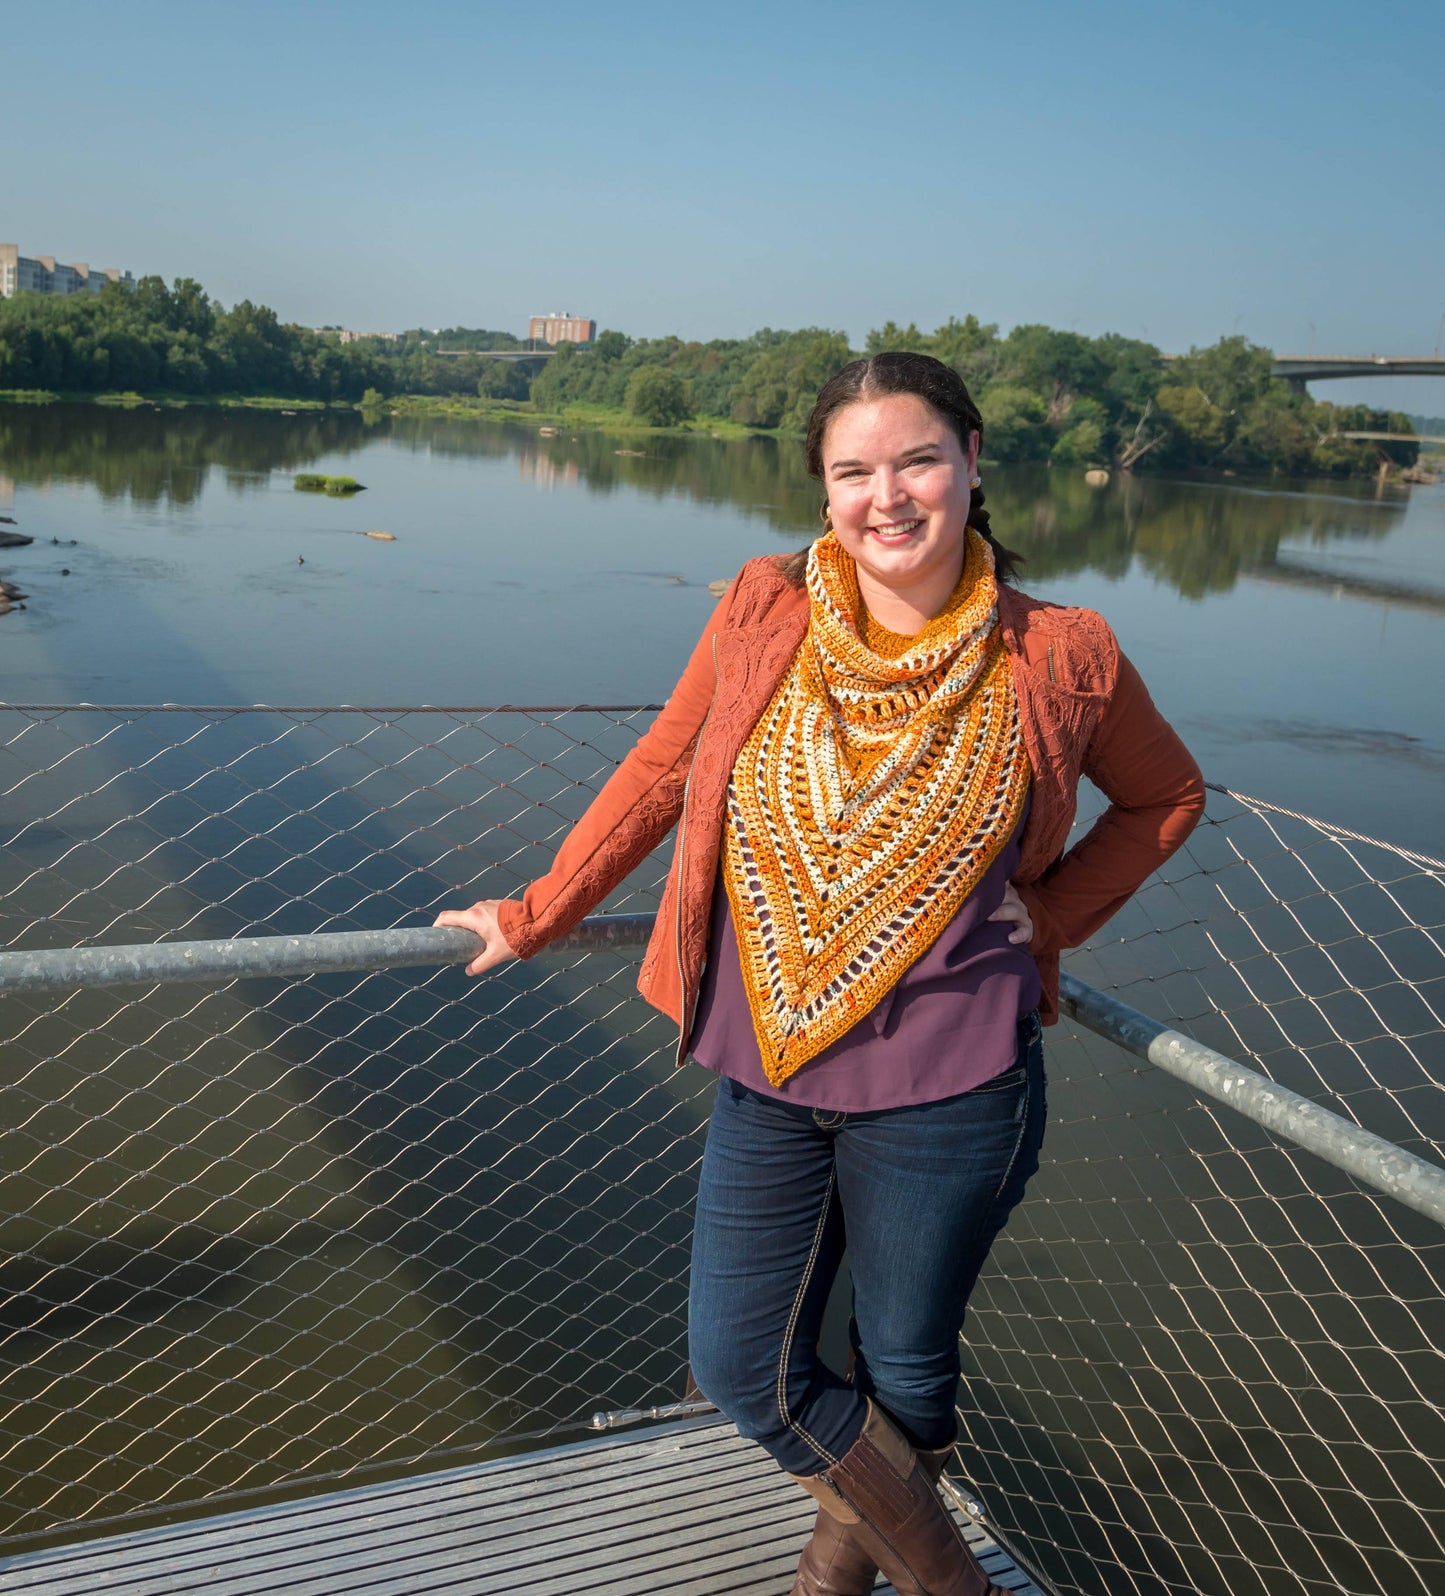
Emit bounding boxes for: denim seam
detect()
[969,1062,1027,1095]
[982,1047,1035,1224]
[777,1165,841,1469]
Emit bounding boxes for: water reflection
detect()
[0,404,369,507]
[0,403,1413,601]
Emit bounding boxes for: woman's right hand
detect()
[433,899,518,977]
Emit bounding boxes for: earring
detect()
[819,501,833,533]
[969,476,982,490]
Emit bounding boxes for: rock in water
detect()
[364,530,396,541]
[707,578,733,597]
[0,530,33,548]
[1084,469,1110,487]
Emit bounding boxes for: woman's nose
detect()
[873,470,908,509]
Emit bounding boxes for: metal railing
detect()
[1,703,1441,1595]
[4,925,1442,1234]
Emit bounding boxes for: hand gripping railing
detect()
[2,923,1441,1233]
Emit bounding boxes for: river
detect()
[1,402,1442,854]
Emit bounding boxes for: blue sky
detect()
[7,0,1443,410]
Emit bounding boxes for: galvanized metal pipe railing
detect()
[1058,971,1445,1230]
[3,916,1442,1232]
[0,916,655,995]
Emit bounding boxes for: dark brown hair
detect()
[785,350,1022,586]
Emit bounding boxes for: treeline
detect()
[0,280,536,402]
[0,277,1420,476]
[533,319,1419,476]
[403,326,524,351]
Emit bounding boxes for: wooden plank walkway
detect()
[0,1418,1049,1595]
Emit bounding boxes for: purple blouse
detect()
[688,811,1040,1112]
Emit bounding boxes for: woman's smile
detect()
[867,517,924,541]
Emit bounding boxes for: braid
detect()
[968,483,1023,585]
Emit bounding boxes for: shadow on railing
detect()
[1,704,1442,1595]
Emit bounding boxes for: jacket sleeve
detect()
[1015,646,1205,956]
[494,589,731,958]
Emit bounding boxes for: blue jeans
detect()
[688,1011,1045,1476]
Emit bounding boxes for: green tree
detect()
[1233,388,1317,474]
[731,330,851,431]
[626,365,695,426]
[477,360,530,401]
[1167,336,1274,418]
[593,329,631,363]
[928,315,1000,386]
[865,321,926,355]
[999,325,1105,425]
[1155,385,1228,464]
[978,385,1051,461]
[1051,398,1109,465]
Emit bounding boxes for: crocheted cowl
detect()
[723,528,1031,1083]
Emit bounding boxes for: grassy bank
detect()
[377,392,758,437]
[0,386,762,437]
[0,388,356,411]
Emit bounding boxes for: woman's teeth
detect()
[870,519,922,537]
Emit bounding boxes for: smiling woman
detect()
[434,350,1205,1596]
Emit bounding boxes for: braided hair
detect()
[786,350,1022,587]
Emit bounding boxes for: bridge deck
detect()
[0,1418,1047,1595]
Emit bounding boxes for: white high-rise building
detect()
[0,244,136,299]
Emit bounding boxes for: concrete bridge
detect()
[1336,430,1445,444]
[1162,353,1445,389]
[433,347,556,362]
[1271,354,1445,384]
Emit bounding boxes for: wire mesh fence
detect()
[1,703,1441,1595]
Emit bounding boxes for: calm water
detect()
[2,402,1443,853]
[1,405,1442,1582]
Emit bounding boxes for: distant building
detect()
[528,312,595,346]
[337,329,401,344]
[0,244,135,298]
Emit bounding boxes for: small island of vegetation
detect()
[0,274,1422,480]
[294,473,364,495]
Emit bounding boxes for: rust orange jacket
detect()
[496,555,1205,1055]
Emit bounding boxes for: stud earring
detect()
[819,501,833,533]
[970,476,982,490]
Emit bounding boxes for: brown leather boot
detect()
[790,1440,952,1596]
[793,1401,1008,1596]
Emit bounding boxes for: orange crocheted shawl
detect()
[722,530,1031,1084]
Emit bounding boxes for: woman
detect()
[437,352,1204,1596]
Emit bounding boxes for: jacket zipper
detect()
[1046,642,1057,683]
[673,634,720,1067]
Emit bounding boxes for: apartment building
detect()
[1,244,136,298]
[527,312,595,346]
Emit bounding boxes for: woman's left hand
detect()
[989,882,1033,946]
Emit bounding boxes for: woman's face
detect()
[821,392,981,621]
